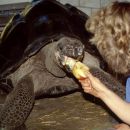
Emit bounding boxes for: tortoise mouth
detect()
[55,50,84,72]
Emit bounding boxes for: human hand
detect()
[79,72,108,98]
[114,123,130,130]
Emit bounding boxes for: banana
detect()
[64,56,89,80]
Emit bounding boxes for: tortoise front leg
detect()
[0,76,35,129]
[90,67,125,99]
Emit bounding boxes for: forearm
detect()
[100,87,130,125]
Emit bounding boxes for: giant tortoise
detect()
[0,0,125,129]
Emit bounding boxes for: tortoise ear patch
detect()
[43,42,66,78]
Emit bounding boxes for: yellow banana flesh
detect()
[64,56,89,80]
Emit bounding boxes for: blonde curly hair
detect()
[85,1,130,74]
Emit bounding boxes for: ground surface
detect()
[24,92,118,130]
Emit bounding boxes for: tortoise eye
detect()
[57,42,63,50]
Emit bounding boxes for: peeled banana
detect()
[63,56,89,80]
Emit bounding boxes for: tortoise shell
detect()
[0,0,101,78]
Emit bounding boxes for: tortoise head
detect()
[44,36,84,77]
[55,36,84,72]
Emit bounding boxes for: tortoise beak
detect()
[55,51,84,73]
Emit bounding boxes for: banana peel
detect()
[64,56,89,80]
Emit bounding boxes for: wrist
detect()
[98,86,111,100]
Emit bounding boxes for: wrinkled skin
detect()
[0,36,125,130]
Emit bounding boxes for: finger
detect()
[114,124,123,129]
[84,87,98,97]
[83,86,93,93]
[79,78,91,85]
[114,125,120,129]
[81,80,92,89]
